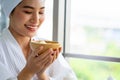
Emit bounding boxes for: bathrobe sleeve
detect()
[0,62,17,80]
[46,54,78,80]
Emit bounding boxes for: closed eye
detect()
[39,12,44,14]
[24,11,32,14]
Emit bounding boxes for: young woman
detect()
[0,0,77,80]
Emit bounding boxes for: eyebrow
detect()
[23,6,45,9]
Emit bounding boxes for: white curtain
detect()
[0,4,8,34]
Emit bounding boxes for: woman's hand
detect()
[26,46,54,74]
[36,47,62,80]
[18,46,61,80]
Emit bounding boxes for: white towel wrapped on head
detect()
[1,0,21,17]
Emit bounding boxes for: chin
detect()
[30,33,36,37]
[26,33,35,38]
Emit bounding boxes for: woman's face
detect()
[9,0,45,37]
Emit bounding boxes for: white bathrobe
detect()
[0,28,77,80]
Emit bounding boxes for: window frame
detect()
[53,0,120,63]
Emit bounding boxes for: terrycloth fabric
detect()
[1,0,21,17]
[1,0,46,17]
[0,28,78,80]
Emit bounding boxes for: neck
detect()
[8,28,31,59]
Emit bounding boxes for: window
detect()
[61,0,120,80]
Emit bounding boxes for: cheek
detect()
[14,12,28,24]
[40,16,45,23]
[17,14,27,22]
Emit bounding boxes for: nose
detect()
[30,13,41,24]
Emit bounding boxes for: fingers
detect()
[35,48,58,67]
[56,48,59,58]
[30,47,60,65]
[26,47,61,75]
[38,54,53,71]
[53,48,60,59]
[36,48,53,62]
[30,46,44,58]
[49,48,60,63]
[59,47,62,53]
[35,49,54,73]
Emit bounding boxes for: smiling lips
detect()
[25,24,38,31]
